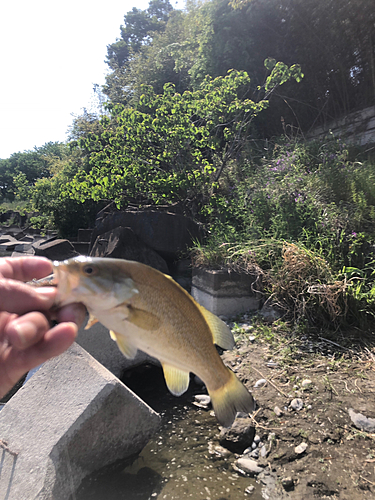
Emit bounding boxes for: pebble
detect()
[254,379,267,388]
[248,335,256,342]
[289,398,304,411]
[267,361,279,368]
[348,408,375,433]
[234,458,264,476]
[259,445,268,458]
[294,442,308,455]
[274,406,283,417]
[213,445,232,458]
[301,379,312,388]
[245,485,255,495]
[253,435,261,444]
[249,449,259,459]
[192,394,211,409]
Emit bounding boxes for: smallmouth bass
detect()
[53,256,254,427]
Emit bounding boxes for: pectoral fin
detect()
[198,305,235,350]
[162,363,190,396]
[85,313,99,330]
[110,330,138,359]
[126,306,161,331]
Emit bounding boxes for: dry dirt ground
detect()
[221,320,375,499]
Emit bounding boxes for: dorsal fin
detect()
[197,305,235,350]
[164,273,235,350]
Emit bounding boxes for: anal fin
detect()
[110,330,138,359]
[162,363,190,396]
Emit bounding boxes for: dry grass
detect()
[269,243,349,326]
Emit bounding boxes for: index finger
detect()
[0,257,53,281]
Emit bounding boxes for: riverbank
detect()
[221,317,375,499]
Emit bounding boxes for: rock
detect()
[281,477,294,491]
[234,457,264,476]
[254,379,267,388]
[219,418,256,454]
[34,238,78,260]
[253,434,261,444]
[289,398,304,411]
[295,442,308,454]
[208,442,232,458]
[193,394,211,409]
[348,408,375,433]
[245,484,255,494]
[91,209,204,260]
[267,361,279,368]
[248,335,256,342]
[274,406,283,417]
[301,379,312,388]
[259,445,268,458]
[90,226,169,273]
[0,343,160,500]
[259,470,292,500]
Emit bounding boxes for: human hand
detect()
[0,256,86,399]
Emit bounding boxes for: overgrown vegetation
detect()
[192,136,375,329]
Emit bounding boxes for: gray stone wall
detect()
[307,105,375,146]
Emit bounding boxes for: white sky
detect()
[0,0,182,159]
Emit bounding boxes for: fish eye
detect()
[83,265,96,275]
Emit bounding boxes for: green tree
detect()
[103,0,174,104]
[68,65,302,220]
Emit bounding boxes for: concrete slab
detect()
[0,343,160,500]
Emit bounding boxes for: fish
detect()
[52,256,254,427]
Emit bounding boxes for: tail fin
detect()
[208,369,255,428]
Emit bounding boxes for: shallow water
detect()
[74,365,263,500]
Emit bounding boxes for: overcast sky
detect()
[0,0,181,159]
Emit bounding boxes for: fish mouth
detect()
[52,259,81,306]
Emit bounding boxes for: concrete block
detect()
[191,269,261,316]
[0,343,160,500]
[76,321,158,378]
[34,239,78,260]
